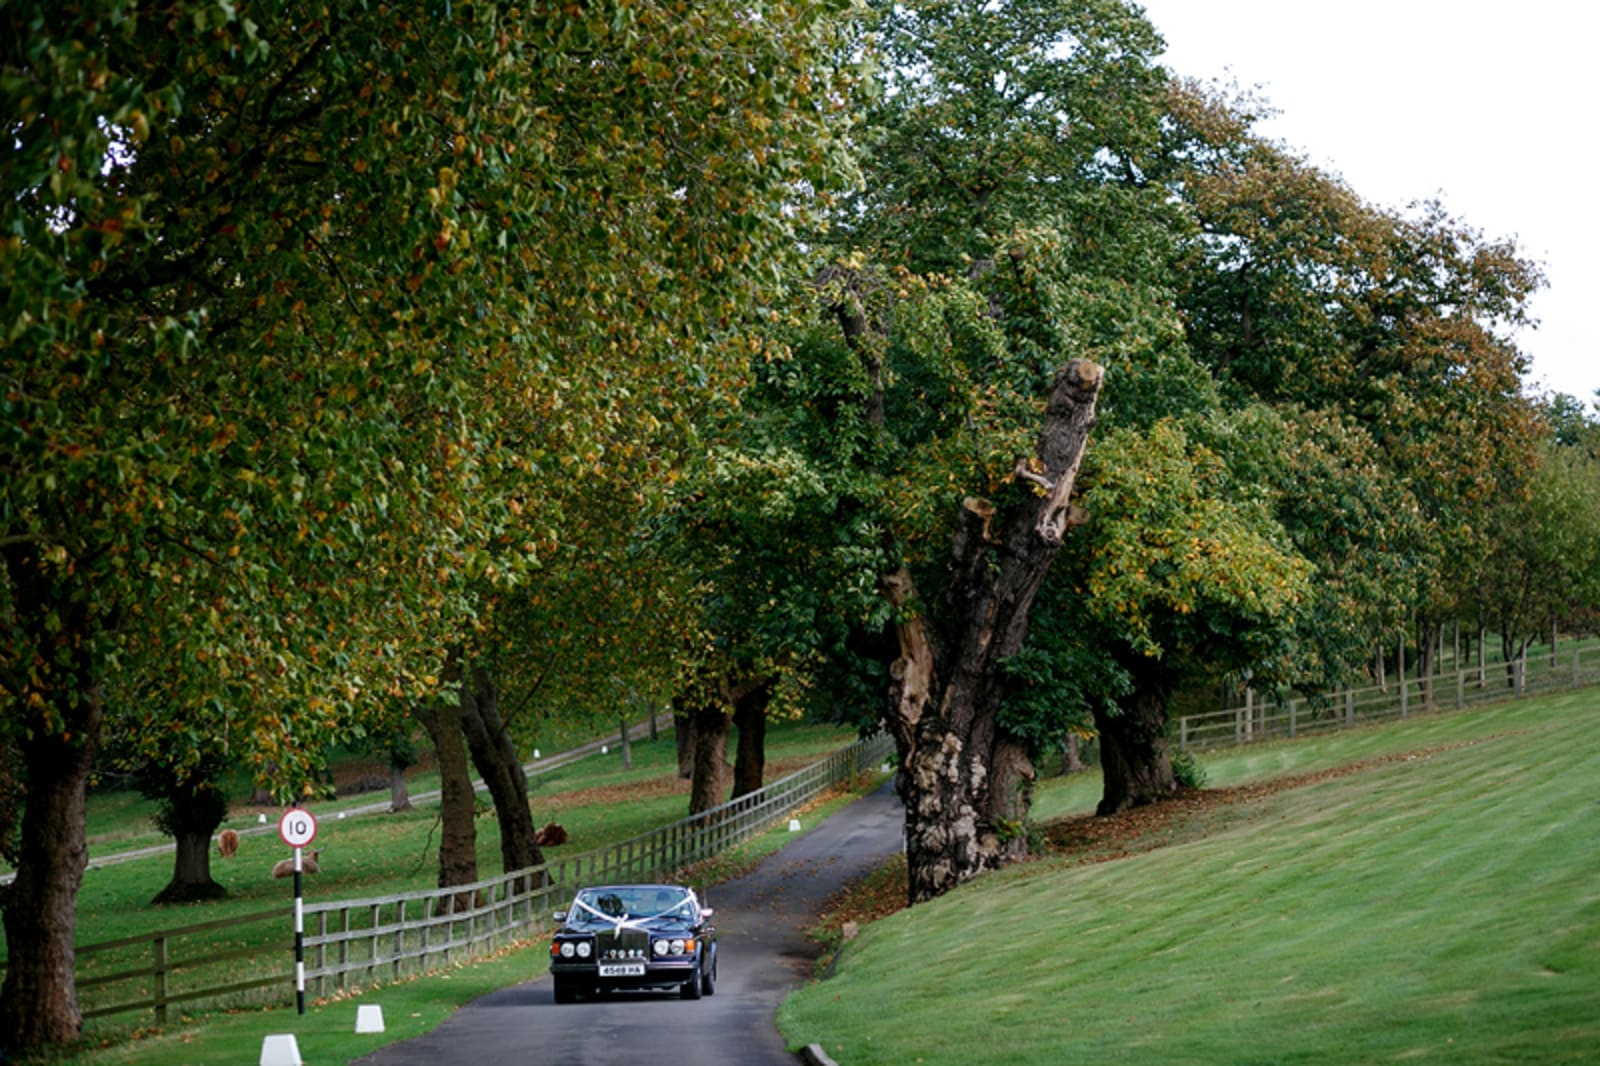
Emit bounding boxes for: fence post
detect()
[152,934,169,1026]
[1344,689,1354,727]
[368,902,381,983]
[1400,634,1408,719]
[400,898,412,979]
[1288,699,1296,740]
[338,907,351,994]
[315,911,328,1000]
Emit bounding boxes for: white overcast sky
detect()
[1136,0,1599,407]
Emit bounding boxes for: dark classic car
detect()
[548,883,718,1003]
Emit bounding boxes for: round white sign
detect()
[278,807,319,849]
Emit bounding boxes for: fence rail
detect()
[1176,644,1600,753]
[53,730,894,1025]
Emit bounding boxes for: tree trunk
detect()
[154,830,227,904]
[249,769,275,808]
[149,773,229,905]
[416,696,477,901]
[0,550,105,1051]
[674,709,695,780]
[1416,618,1440,709]
[1060,731,1085,774]
[389,760,413,813]
[619,714,633,771]
[1093,694,1176,816]
[0,723,100,1050]
[687,695,731,816]
[1500,633,1527,688]
[1094,648,1181,815]
[457,663,543,880]
[884,360,1102,904]
[731,680,773,799]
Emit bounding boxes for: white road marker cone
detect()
[259,1033,304,1066]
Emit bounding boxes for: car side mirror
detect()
[552,910,567,922]
[700,908,714,919]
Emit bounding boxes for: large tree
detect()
[3,6,494,1044]
[649,436,856,813]
[1167,78,1544,694]
[1469,441,1600,666]
[1035,415,1313,813]
[749,0,1190,902]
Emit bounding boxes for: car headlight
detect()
[559,942,575,958]
[653,939,670,957]
[576,941,592,959]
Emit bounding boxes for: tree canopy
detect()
[2,0,858,1048]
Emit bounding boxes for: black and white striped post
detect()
[278,806,319,1015]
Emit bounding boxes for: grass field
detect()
[33,720,855,949]
[2,719,867,1064]
[779,691,1600,1064]
[18,780,882,1066]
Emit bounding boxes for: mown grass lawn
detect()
[2,719,865,1064]
[45,720,855,945]
[30,780,881,1066]
[779,692,1600,1064]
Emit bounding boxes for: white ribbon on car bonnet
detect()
[571,895,654,933]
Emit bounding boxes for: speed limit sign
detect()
[278,807,318,849]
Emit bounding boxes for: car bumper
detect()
[551,959,697,990]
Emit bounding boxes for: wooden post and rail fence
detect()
[1176,643,1600,753]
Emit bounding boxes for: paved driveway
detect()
[352,780,903,1065]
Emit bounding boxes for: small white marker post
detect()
[278,806,319,1015]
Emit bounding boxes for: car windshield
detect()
[570,886,693,921]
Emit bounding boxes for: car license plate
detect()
[599,962,645,977]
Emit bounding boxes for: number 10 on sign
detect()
[278,807,318,1014]
[279,808,318,849]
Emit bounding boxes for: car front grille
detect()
[595,928,650,960]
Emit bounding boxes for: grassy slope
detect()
[779,692,1600,1064]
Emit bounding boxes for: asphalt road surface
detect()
[351,779,904,1066]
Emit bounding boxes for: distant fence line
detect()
[58,730,894,1026]
[1176,643,1600,753]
